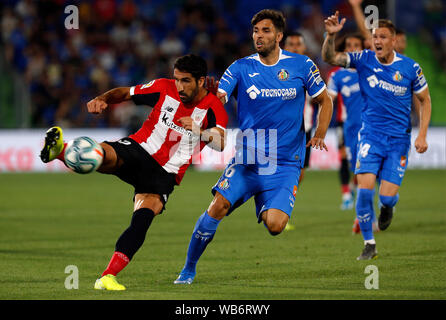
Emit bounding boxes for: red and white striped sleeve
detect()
[130,79,168,106]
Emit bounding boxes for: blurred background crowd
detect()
[0,0,445,130]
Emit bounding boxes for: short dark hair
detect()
[251,9,286,33]
[173,54,207,81]
[376,19,396,36]
[284,31,304,40]
[395,28,406,36]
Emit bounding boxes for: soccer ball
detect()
[64,137,104,174]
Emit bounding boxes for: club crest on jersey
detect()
[277,69,289,81]
[393,71,403,82]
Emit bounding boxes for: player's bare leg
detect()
[96,142,124,174]
[95,193,163,290]
[377,180,400,231]
[133,193,164,215]
[207,192,231,220]
[261,209,289,235]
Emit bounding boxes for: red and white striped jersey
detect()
[129,78,228,184]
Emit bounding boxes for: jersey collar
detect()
[251,49,293,67]
[374,50,402,66]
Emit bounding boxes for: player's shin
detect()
[182,211,221,274]
[356,188,376,244]
[102,208,155,276]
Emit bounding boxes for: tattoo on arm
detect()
[322,36,348,67]
[335,52,348,67]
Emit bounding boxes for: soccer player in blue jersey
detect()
[327,34,366,212]
[174,9,333,284]
[322,12,432,260]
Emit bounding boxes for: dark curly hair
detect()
[173,54,207,81]
[251,9,286,33]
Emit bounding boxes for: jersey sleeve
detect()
[130,79,166,106]
[204,97,228,130]
[303,58,326,98]
[218,61,240,103]
[346,50,368,69]
[412,62,428,94]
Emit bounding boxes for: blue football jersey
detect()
[327,68,365,137]
[346,50,428,137]
[218,49,326,166]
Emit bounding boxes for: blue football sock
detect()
[356,188,375,241]
[183,211,221,273]
[379,194,399,208]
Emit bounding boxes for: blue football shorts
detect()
[354,129,411,186]
[212,157,301,222]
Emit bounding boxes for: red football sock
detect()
[102,252,130,277]
[56,142,67,162]
[341,184,351,195]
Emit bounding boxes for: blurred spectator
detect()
[0,0,444,128]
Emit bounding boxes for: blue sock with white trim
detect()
[182,211,221,273]
[356,188,375,241]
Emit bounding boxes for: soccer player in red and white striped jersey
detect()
[127,76,227,184]
[40,54,228,290]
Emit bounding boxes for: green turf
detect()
[0,169,445,300]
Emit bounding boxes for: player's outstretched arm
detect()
[178,117,226,151]
[414,87,432,154]
[87,87,131,114]
[307,89,333,151]
[322,11,349,67]
[349,0,372,45]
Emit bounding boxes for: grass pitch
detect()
[0,169,445,300]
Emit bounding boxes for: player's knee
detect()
[267,225,283,236]
[134,194,164,215]
[264,213,288,236]
[208,194,230,220]
[266,221,286,236]
[98,142,122,172]
[379,194,399,208]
